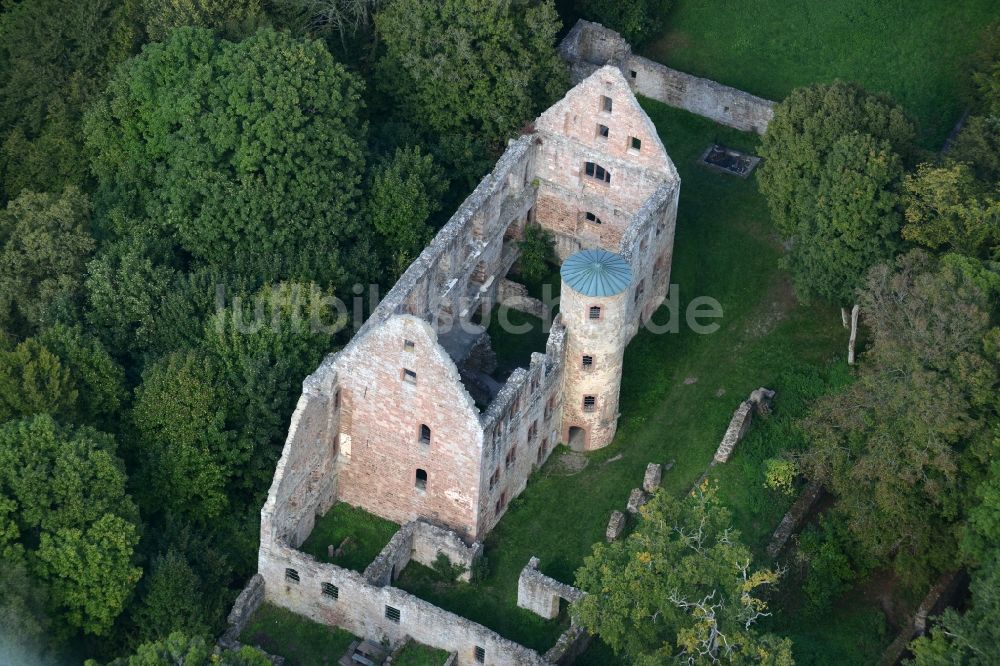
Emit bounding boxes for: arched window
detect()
[415,468,427,490]
[419,424,431,445]
[584,161,611,184]
[588,305,602,320]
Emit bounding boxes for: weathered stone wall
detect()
[629,58,775,134]
[498,279,546,318]
[260,366,341,549]
[516,557,585,620]
[363,520,483,586]
[220,574,265,648]
[478,321,566,534]
[334,316,485,539]
[258,539,550,666]
[713,388,774,464]
[560,20,775,134]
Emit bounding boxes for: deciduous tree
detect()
[798,251,1000,586]
[85,27,366,284]
[374,0,567,184]
[0,415,140,637]
[903,162,1000,260]
[367,147,448,278]
[0,187,95,335]
[574,483,792,664]
[131,350,236,524]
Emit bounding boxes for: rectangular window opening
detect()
[402,368,417,384]
[597,123,609,138]
[601,95,613,113]
[475,646,486,663]
[385,605,401,623]
[584,161,611,184]
[588,306,602,320]
[403,339,415,352]
[582,355,593,369]
[285,568,300,583]
[322,582,339,599]
[630,136,642,151]
[583,395,597,412]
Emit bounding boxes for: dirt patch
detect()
[547,451,590,476]
[743,276,798,339]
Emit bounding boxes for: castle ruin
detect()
[253,63,679,663]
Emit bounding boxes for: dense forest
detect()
[0,0,997,664]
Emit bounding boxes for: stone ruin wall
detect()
[560,20,775,134]
[260,364,342,550]
[258,538,551,666]
[516,557,585,620]
[478,323,566,535]
[363,519,484,587]
[333,316,485,538]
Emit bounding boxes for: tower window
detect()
[403,339,415,351]
[419,424,431,445]
[583,395,596,412]
[322,582,339,599]
[630,70,637,79]
[582,355,594,369]
[285,568,300,583]
[630,136,642,151]
[385,605,401,623]
[584,161,611,184]
[475,646,486,663]
[402,368,417,384]
[584,211,603,225]
[415,468,427,490]
[601,95,613,113]
[588,305,602,320]
[597,123,609,138]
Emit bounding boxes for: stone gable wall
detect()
[335,316,484,538]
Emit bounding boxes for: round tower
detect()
[559,249,633,451]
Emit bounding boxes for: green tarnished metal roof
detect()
[560,249,632,297]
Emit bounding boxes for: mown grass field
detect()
[642,0,997,147]
[395,101,887,663]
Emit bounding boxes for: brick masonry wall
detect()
[335,316,484,540]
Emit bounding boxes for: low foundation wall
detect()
[517,557,585,620]
[365,520,484,587]
[260,540,549,666]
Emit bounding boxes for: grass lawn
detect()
[298,502,399,572]
[395,100,891,662]
[394,641,452,666]
[643,0,998,147]
[240,603,356,666]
